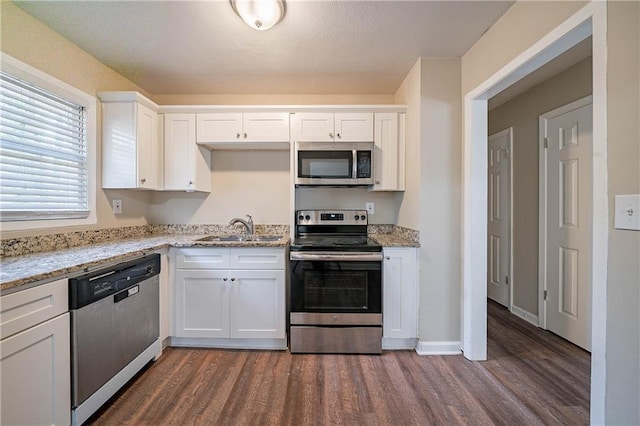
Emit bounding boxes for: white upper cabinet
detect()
[371,112,406,192]
[196,112,289,149]
[292,112,374,142]
[100,92,160,190]
[242,113,290,142]
[161,113,211,192]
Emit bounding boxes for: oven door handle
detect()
[290,252,383,261]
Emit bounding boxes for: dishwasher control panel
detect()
[69,254,160,309]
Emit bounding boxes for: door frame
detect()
[538,95,593,330]
[487,127,514,310]
[462,2,607,423]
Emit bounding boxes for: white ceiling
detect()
[14,0,515,95]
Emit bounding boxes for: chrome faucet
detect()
[229,214,254,235]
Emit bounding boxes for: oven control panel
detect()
[296,210,368,225]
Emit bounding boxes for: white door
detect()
[540,97,592,351]
[487,129,511,307]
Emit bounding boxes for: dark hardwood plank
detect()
[88,301,590,425]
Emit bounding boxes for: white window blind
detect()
[0,71,89,221]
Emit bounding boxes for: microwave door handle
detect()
[352,150,357,179]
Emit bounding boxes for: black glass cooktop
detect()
[290,235,382,252]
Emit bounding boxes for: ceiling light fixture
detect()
[230,0,285,31]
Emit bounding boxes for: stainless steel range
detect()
[289,210,382,354]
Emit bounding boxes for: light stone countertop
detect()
[369,233,420,248]
[0,226,419,294]
[0,234,290,293]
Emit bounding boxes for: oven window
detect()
[290,260,382,313]
[304,271,369,310]
[298,151,352,178]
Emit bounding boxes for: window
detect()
[0,54,96,230]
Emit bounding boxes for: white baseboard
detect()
[510,304,540,326]
[169,336,287,350]
[415,340,462,355]
[382,337,418,350]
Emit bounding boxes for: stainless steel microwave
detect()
[294,141,374,186]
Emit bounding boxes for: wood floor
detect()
[88,301,590,425]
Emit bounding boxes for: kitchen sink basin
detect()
[196,235,281,242]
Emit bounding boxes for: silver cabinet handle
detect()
[188,180,193,185]
[236,133,241,139]
[140,178,146,184]
[376,181,381,185]
[230,278,236,282]
[329,132,334,138]
[337,133,341,139]
[243,133,247,139]
[385,256,391,260]
[223,278,228,282]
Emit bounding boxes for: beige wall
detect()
[605,2,640,423]
[394,58,462,344]
[488,57,593,315]
[462,1,588,95]
[153,94,395,105]
[463,1,640,423]
[394,60,422,230]
[1,1,402,234]
[148,150,291,225]
[0,1,152,238]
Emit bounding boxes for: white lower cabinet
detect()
[172,248,286,348]
[0,279,71,426]
[382,247,418,349]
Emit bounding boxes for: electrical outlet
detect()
[366,202,375,215]
[112,199,122,214]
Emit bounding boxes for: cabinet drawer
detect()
[1,278,68,340]
[230,248,285,270]
[175,248,230,269]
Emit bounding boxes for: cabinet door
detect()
[136,103,160,189]
[102,102,137,188]
[1,313,70,426]
[291,112,334,141]
[163,113,211,192]
[372,112,405,191]
[383,248,418,339]
[335,112,374,141]
[163,113,195,190]
[243,113,290,142]
[196,113,243,143]
[174,270,230,338]
[230,270,285,339]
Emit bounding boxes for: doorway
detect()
[462,2,607,421]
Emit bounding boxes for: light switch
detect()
[614,194,640,231]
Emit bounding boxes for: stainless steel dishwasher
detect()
[69,253,161,425]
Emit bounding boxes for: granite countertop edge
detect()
[0,234,290,293]
[1,232,419,293]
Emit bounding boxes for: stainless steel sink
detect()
[195,235,281,242]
